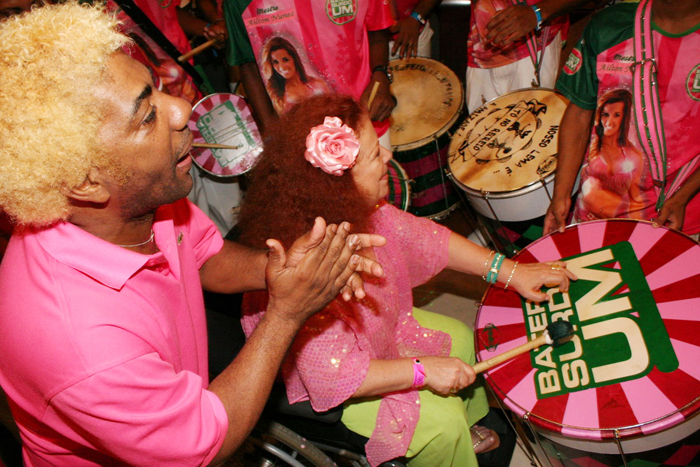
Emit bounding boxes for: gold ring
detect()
[551,264,561,270]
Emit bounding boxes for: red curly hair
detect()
[237,94,375,250]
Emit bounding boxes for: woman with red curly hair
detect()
[237,94,576,467]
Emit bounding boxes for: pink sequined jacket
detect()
[242,203,453,465]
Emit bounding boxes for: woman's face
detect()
[351,118,393,205]
[601,101,625,137]
[271,48,296,80]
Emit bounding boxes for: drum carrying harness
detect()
[632,0,700,211]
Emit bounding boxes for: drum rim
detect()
[387,158,411,211]
[447,87,568,193]
[189,92,262,178]
[451,169,555,197]
[476,219,700,438]
[389,57,465,152]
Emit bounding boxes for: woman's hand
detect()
[420,356,475,396]
[509,261,577,302]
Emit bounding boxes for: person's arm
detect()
[389,0,442,59]
[361,28,395,122]
[543,102,594,234]
[446,232,576,302]
[195,0,227,43]
[654,166,700,231]
[199,220,386,298]
[351,355,475,397]
[206,220,384,464]
[239,61,278,136]
[484,0,589,46]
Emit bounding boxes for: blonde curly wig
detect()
[0,2,130,225]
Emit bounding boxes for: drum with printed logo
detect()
[188,93,263,177]
[389,57,463,219]
[449,88,571,223]
[475,219,700,466]
[385,159,411,212]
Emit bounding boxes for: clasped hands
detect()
[265,218,386,325]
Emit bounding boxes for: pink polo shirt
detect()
[0,199,227,466]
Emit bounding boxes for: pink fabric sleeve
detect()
[45,353,228,466]
[366,0,394,31]
[283,303,371,412]
[175,199,225,269]
[381,205,451,288]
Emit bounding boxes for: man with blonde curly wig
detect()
[0,3,385,465]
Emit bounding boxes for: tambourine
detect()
[188,93,263,177]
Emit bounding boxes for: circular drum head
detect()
[475,220,700,443]
[389,57,463,151]
[449,88,568,194]
[188,93,263,177]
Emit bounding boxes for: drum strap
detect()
[632,0,700,210]
[511,0,550,87]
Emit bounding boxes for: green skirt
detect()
[341,308,490,467]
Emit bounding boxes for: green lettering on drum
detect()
[522,241,678,399]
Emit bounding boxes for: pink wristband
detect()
[412,358,426,388]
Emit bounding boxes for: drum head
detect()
[449,88,568,194]
[188,93,263,177]
[389,57,463,151]
[385,159,410,211]
[476,220,700,441]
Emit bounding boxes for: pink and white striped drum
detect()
[188,93,263,177]
[476,220,700,466]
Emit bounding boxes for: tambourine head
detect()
[188,93,263,178]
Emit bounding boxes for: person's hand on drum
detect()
[484,4,538,46]
[419,356,476,396]
[508,261,577,303]
[543,196,571,235]
[654,193,690,232]
[390,16,422,59]
[363,73,395,122]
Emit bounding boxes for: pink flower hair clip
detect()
[304,116,360,176]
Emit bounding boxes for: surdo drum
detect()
[476,220,700,466]
[385,159,411,212]
[449,88,569,223]
[188,93,263,177]
[389,57,463,219]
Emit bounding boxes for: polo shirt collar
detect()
[35,214,177,290]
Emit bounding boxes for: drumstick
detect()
[192,142,242,150]
[367,81,380,109]
[178,39,217,63]
[473,320,574,374]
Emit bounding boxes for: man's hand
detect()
[485,4,537,47]
[203,20,227,46]
[361,74,395,122]
[265,218,385,326]
[654,197,688,231]
[390,17,422,59]
[543,196,571,235]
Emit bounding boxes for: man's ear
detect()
[64,168,110,205]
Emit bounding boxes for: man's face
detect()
[95,52,194,220]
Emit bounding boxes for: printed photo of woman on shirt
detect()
[261,36,330,113]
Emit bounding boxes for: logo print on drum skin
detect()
[326,0,356,25]
[522,241,678,399]
[196,101,256,169]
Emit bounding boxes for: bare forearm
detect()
[208,312,301,465]
[446,231,517,285]
[351,358,413,398]
[413,0,442,19]
[240,61,277,135]
[552,103,593,201]
[176,8,208,37]
[368,29,391,70]
[199,240,268,293]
